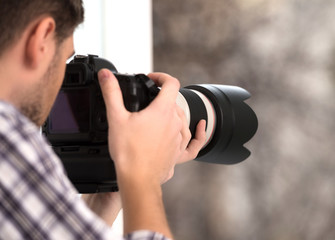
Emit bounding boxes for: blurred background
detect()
[77,0,335,239]
[153,1,335,240]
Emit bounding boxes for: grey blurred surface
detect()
[153,1,335,239]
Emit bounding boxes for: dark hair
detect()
[0,0,84,55]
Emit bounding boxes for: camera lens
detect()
[177,84,258,164]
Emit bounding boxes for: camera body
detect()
[43,55,159,192]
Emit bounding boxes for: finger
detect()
[177,120,207,164]
[176,106,192,151]
[162,167,175,184]
[147,72,180,106]
[98,69,128,118]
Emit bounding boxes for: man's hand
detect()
[98,70,206,184]
[97,69,206,237]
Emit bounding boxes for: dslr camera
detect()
[42,55,258,193]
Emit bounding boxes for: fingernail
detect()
[98,69,110,83]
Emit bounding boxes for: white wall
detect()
[74,0,153,73]
[74,0,153,235]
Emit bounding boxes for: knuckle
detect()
[189,149,199,160]
[172,77,181,89]
[177,119,183,132]
[186,130,192,141]
[176,105,185,117]
[192,152,199,160]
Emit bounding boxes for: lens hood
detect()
[186,85,258,164]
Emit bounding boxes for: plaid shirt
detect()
[0,101,169,240]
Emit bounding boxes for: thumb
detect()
[98,69,127,118]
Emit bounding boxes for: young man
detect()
[0,0,206,239]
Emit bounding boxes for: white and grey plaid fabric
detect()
[0,101,169,240]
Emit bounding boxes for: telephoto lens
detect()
[177,85,258,164]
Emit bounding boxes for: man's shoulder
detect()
[0,100,62,179]
[0,100,39,133]
[0,100,43,157]
[0,100,22,118]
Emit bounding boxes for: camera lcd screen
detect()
[49,89,90,134]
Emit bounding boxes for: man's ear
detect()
[25,17,56,69]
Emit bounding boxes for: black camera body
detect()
[43,55,258,193]
[43,55,159,192]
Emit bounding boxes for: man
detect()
[0,0,206,239]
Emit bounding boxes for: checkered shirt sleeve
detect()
[0,101,170,240]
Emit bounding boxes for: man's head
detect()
[0,0,84,57]
[0,0,84,126]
